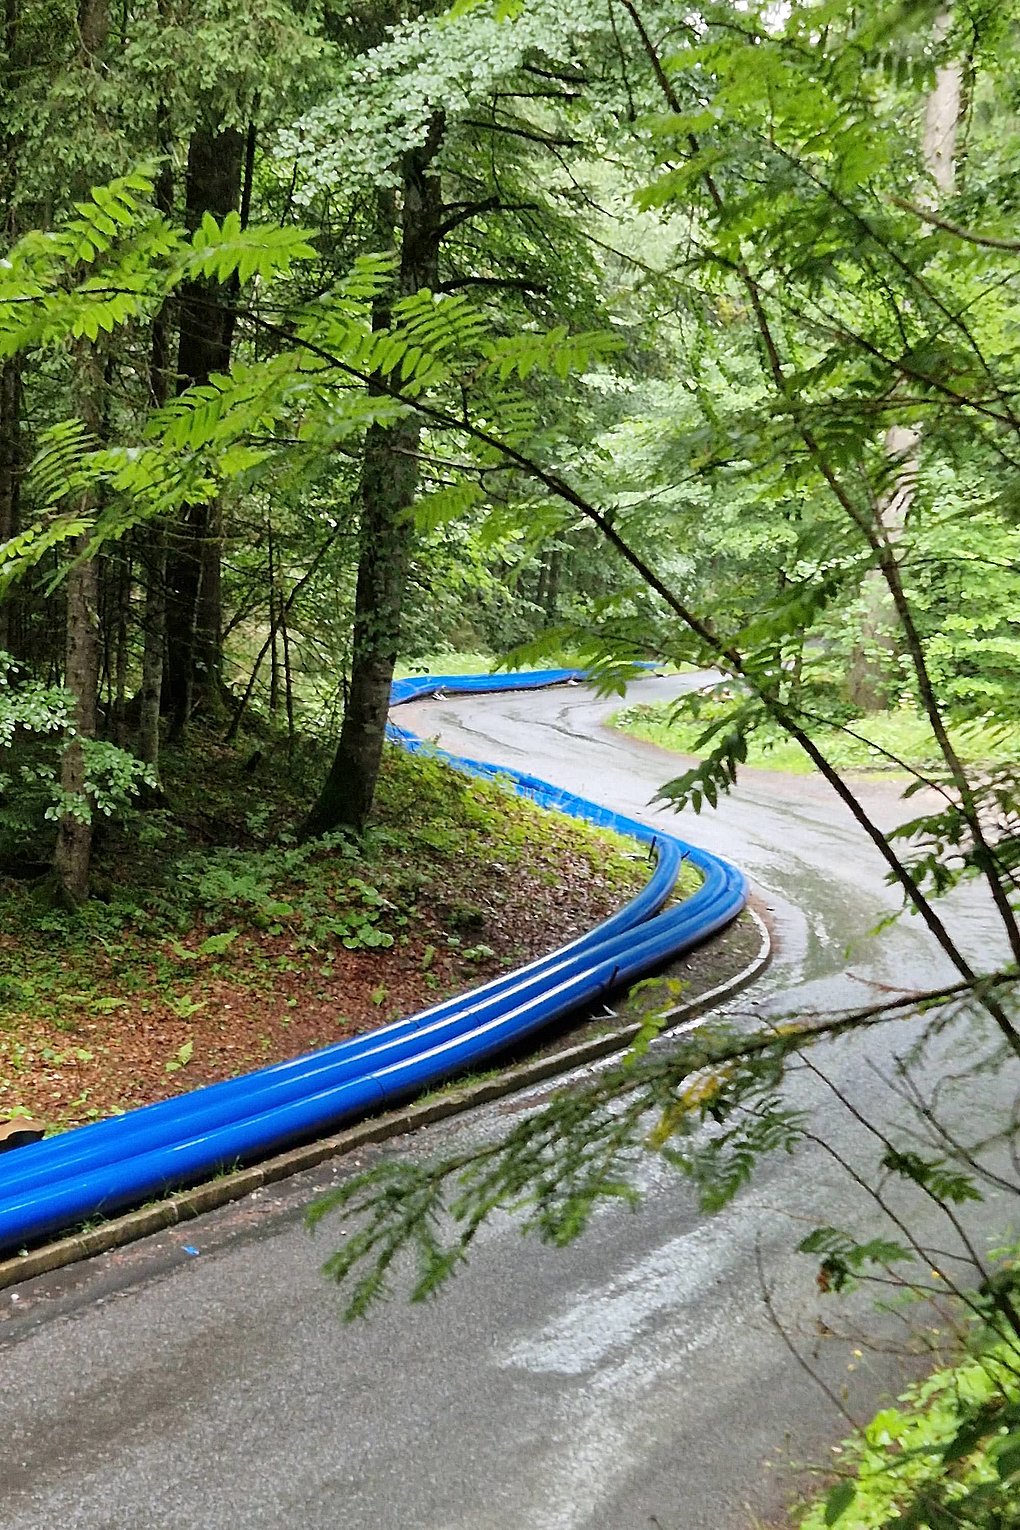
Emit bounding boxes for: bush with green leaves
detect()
[799,1307,1020,1530]
[0,652,155,862]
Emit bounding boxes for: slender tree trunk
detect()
[136,14,172,776]
[52,0,110,903]
[164,122,243,736]
[54,344,103,903]
[0,358,21,656]
[543,546,561,620]
[280,597,295,756]
[0,0,21,659]
[193,497,223,704]
[138,524,166,771]
[303,120,444,837]
[224,524,343,744]
[848,13,962,711]
[535,556,548,611]
[848,424,923,710]
[112,548,130,745]
[268,516,279,714]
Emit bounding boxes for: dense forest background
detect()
[5,0,1019,904]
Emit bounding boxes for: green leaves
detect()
[306,1015,837,1318]
[655,708,751,815]
[52,169,162,266]
[0,515,95,594]
[798,1226,914,1294]
[0,163,640,615]
[0,658,155,845]
[823,1481,857,1526]
[482,327,625,383]
[164,1040,194,1075]
[412,480,484,534]
[799,1329,1020,1530]
[0,170,317,368]
[184,210,317,285]
[280,0,615,197]
[662,1097,806,1213]
[881,1150,983,1206]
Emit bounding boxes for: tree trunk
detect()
[848,13,961,711]
[52,0,109,903]
[0,1,21,659]
[111,548,131,745]
[303,121,444,837]
[280,595,295,756]
[543,546,561,620]
[54,553,100,902]
[847,424,923,710]
[53,348,104,903]
[0,358,21,656]
[163,122,243,736]
[137,120,173,777]
[138,525,166,771]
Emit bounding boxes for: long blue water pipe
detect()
[0,670,747,1254]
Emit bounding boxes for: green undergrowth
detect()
[796,1315,1020,1530]
[0,734,650,993]
[612,698,1020,776]
[0,723,673,1119]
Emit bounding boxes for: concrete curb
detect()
[0,910,770,1293]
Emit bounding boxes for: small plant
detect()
[164,1039,194,1074]
[87,995,129,1014]
[167,996,205,1020]
[198,929,239,957]
[39,1045,93,1066]
[461,944,495,963]
[0,975,30,1008]
[444,901,486,933]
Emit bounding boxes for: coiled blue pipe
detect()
[0,670,747,1254]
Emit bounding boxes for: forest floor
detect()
[0,724,716,1133]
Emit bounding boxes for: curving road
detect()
[1,677,1017,1530]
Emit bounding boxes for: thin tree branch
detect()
[891,195,1020,251]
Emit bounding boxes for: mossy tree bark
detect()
[0,359,21,657]
[137,142,174,781]
[164,121,244,738]
[53,0,109,904]
[303,119,444,838]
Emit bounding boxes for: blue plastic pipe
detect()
[0,669,747,1254]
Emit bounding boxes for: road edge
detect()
[0,909,770,1292]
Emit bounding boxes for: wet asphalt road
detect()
[2,677,1018,1530]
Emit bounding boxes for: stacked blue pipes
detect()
[0,670,747,1255]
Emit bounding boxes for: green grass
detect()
[394,648,652,680]
[672,860,706,898]
[0,734,650,1023]
[611,700,1020,775]
[394,650,496,678]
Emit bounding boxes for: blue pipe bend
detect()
[0,670,748,1254]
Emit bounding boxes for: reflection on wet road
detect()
[403,676,1009,1012]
